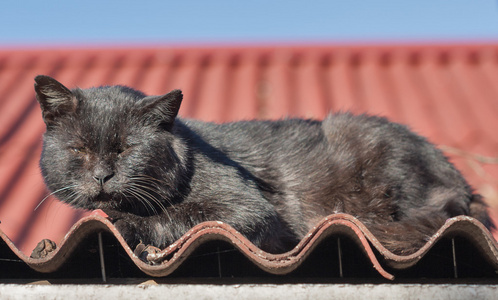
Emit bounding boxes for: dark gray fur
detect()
[34,75,493,255]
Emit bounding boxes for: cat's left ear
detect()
[139,89,183,129]
[34,75,77,126]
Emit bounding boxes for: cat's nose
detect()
[93,172,114,186]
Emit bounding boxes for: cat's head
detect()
[35,75,187,214]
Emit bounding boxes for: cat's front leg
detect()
[104,209,167,263]
[104,210,144,250]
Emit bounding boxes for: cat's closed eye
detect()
[71,147,87,155]
[117,144,136,157]
[117,148,127,157]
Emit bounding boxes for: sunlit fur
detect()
[35,75,494,255]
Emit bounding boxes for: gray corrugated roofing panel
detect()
[0,212,496,280]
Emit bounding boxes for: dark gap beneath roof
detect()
[386,236,498,279]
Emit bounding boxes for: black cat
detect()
[33,75,493,256]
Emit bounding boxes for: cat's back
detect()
[176,117,325,156]
[177,112,473,208]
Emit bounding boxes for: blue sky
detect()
[1,1,498,46]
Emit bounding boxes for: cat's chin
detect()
[79,192,122,211]
[86,200,121,212]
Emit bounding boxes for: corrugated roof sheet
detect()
[1,212,497,280]
[0,44,497,278]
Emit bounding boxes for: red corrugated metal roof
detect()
[0,44,497,258]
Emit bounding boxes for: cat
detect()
[33,75,493,258]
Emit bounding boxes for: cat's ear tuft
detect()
[34,75,77,125]
[140,89,183,129]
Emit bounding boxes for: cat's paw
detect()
[134,242,162,264]
[30,239,57,259]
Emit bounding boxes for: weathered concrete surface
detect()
[0,284,496,300]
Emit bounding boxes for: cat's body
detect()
[34,75,493,255]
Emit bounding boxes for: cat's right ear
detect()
[139,89,183,130]
[34,75,77,126]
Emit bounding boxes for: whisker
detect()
[130,176,176,208]
[67,191,84,208]
[124,175,175,219]
[125,187,154,215]
[132,175,164,183]
[136,188,167,216]
[35,185,77,211]
[130,183,169,213]
[126,183,172,220]
[118,191,136,212]
[126,187,158,216]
